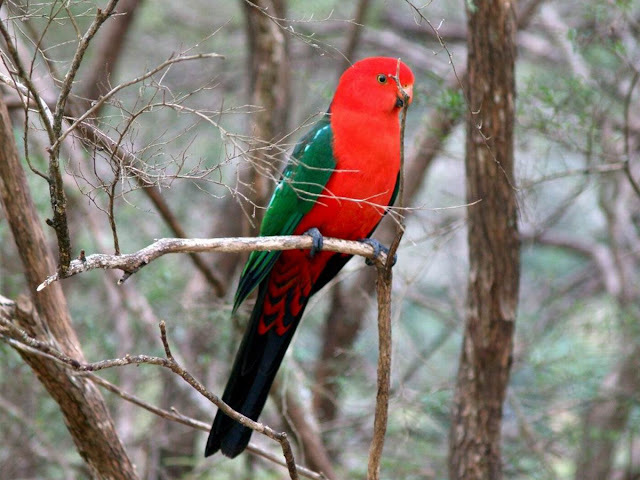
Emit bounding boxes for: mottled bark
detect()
[0,96,138,479]
[448,1,519,479]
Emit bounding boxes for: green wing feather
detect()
[233,115,335,311]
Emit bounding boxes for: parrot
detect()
[205,56,414,458]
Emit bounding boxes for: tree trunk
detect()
[0,96,138,479]
[242,0,290,206]
[448,1,519,479]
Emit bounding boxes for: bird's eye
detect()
[377,74,387,84]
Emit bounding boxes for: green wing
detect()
[233,115,335,310]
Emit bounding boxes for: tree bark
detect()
[312,0,543,436]
[0,96,138,479]
[242,0,290,205]
[448,1,519,479]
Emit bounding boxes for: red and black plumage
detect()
[205,57,414,458]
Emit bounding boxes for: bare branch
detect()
[367,262,393,480]
[51,0,120,136]
[37,235,390,291]
[622,69,640,198]
[53,52,225,151]
[0,315,304,480]
[366,64,411,480]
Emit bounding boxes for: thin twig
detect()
[51,52,225,151]
[385,59,411,271]
[622,70,640,198]
[366,61,411,480]
[51,0,120,136]
[0,316,302,479]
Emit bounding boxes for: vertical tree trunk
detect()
[448,1,519,479]
[242,0,290,206]
[0,97,138,479]
[207,0,291,280]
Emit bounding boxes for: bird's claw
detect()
[304,228,324,258]
[360,238,397,266]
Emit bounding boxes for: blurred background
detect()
[0,0,639,479]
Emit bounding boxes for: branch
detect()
[623,69,640,198]
[367,62,411,480]
[52,52,225,151]
[367,261,394,480]
[0,315,308,480]
[90,373,328,480]
[51,0,120,136]
[37,235,389,291]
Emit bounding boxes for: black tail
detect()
[204,281,303,458]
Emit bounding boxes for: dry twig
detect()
[0,314,309,480]
[366,61,411,480]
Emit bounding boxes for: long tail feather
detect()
[205,261,310,458]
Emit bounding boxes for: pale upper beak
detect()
[403,84,414,103]
[395,84,413,108]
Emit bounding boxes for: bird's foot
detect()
[360,238,397,266]
[304,228,324,258]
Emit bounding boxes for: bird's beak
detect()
[403,84,413,104]
[395,84,413,108]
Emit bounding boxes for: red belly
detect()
[293,166,396,240]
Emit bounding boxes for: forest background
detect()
[0,1,639,479]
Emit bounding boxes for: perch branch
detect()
[37,235,389,291]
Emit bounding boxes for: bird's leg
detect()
[360,238,397,266]
[303,228,324,258]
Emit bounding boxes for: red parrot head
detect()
[332,57,415,115]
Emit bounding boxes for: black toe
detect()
[360,238,397,266]
[304,228,324,258]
